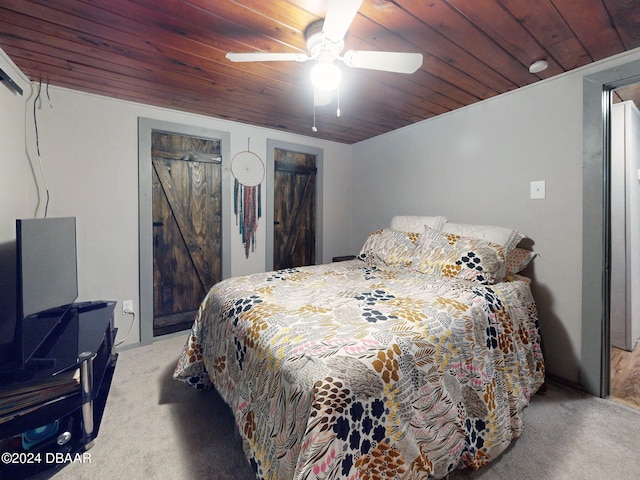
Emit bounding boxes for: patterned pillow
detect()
[412,226,507,284]
[358,228,420,267]
[505,247,538,274]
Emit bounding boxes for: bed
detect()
[174,216,545,479]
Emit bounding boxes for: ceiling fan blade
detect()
[314,88,333,107]
[342,51,423,74]
[226,52,310,63]
[322,0,363,43]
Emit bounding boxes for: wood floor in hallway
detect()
[610,342,640,409]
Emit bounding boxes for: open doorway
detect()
[582,59,640,398]
[609,83,640,408]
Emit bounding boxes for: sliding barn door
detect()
[273,148,317,270]
[151,132,222,336]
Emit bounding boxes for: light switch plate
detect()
[530,180,546,199]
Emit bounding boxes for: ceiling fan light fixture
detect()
[310,61,342,92]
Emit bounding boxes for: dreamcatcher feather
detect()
[234,179,262,258]
[232,144,264,258]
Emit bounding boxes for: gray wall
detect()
[351,48,640,385]
[0,58,352,348]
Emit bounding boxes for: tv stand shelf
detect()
[0,301,118,479]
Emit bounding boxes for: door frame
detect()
[582,60,640,396]
[265,140,323,272]
[138,118,231,345]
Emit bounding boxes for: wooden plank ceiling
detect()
[1,0,639,144]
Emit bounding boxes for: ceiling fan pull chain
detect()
[312,105,318,132]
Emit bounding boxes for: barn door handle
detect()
[274,221,280,225]
[153,221,164,227]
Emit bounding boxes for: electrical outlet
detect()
[123,300,134,314]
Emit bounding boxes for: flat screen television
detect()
[0,217,78,373]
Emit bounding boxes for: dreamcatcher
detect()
[231,140,264,258]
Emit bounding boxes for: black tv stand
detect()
[0,301,118,479]
[21,357,57,369]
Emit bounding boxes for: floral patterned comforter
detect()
[174,259,545,479]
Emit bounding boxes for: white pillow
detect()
[390,215,447,234]
[441,222,525,254]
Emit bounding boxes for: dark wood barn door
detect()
[273,148,317,270]
[151,132,222,336]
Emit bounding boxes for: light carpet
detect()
[46,332,640,480]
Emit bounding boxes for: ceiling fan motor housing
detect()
[305,20,344,61]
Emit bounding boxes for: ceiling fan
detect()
[225,0,423,130]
